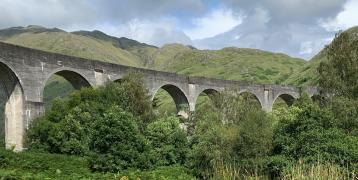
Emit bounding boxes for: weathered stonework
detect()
[0,42,318,151]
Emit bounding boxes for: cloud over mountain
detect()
[0,0,357,59]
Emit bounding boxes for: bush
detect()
[26,101,97,154]
[88,106,149,172]
[328,97,358,136]
[27,73,153,154]
[318,31,358,98]
[26,73,157,173]
[145,116,189,167]
[272,95,358,174]
[189,91,273,176]
[0,148,195,179]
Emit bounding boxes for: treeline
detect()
[3,29,357,179]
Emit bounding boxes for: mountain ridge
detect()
[0,25,307,84]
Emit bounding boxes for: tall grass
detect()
[283,161,356,180]
[202,160,268,180]
[202,160,356,180]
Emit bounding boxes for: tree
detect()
[272,95,358,167]
[27,73,154,154]
[145,115,189,167]
[189,90,273,176]
[88,106,149,172]
[318,31,358,98]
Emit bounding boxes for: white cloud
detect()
[234,34,241,40]
[299,37,333,57]
[185,8,243,40]
[320,0,358,31]
[0,0,353,59]
[96,18,192,47]
[299,41,314,55]
[0,0,95,28]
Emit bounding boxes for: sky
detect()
[0,0,357,59]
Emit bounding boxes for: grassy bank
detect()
[0,148,194,179]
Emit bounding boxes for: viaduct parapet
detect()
[0,42,318,150]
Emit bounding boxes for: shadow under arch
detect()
[152,84,190,115]
[114,79,123,83]
[42,69,92,109]
[274,93,296,107]
[239,91,263,109]
[311,94,325,102]
[194,88,219,110]
[201,89,219,97]
[0,62,24,149]
[43,69,92,91]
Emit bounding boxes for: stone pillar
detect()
[94,69,107,86]
[4,83,24,151]
[188,84,197,112]
[262,89,273,112]
[24,101,45,128]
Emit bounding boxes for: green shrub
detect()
[88,106,149,172]
[266,155,293,178]
[0,148,194,179]
[26,73,156,172]
[189,91,273,176]
[27,73,153,153]
[328,97,358,136]
[318,31,358,98]
[272,95,358,174]
[145,115,189,167]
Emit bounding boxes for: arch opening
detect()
[273,94,296,109]
[43,70,91,109]
[239,91,262,109]
[194,89,219,112]
[114,79,123,84]
[0,62,24,149]
[311,94,325,102]
[152,84,189,118]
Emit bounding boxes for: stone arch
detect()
[311,94,325,104]
[201,89,219,97]
[152,84,190,116]
[113,79,123,83]
[239,90,263,109]
[42,68,93,101]
[274,93,296,106]
[193,88,219,110]
[0,61,25,150]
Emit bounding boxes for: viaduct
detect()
[0,42,318,151]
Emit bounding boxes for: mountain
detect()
[193,20,335,60]
[0,25,155,67]
[283,48,327,86]
[284,26,358,86]
[72,30,158,67]
[0,25,306,84]
[149,44,305,84]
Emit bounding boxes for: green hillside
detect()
[72,30,158,67]
[0,26,144,66]
[151,44,305,84]
[285,26,358,86]
[284,49,327,86]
